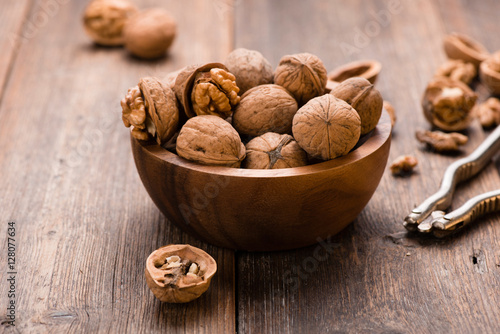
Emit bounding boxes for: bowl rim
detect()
[133,109,392,179]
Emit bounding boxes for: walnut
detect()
[121,77,179,145]
[330,77,383,135]
[416,129,468,152]
[434,59,476,85]
[173,63,240,119]
[327,60,382,85]
[422,77,477,131]
[83,0,138,46]
[443,33,489,68]
[243,133,307,169]
[383,100,396,127]
[225,48,274,95]
[479,51,500,95]
[145,244,217,303]
[390,155,418,176]
[274,53,327,105]
[232,84,297,136]
[292,94,361,160]
[123,8,177,59]
[176,115,246,167]
[475,97,500,128]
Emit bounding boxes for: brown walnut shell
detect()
[232,84,298,136]
[173,63,240,119]
[292,94,361,160]
[479,51,500,95]
[123,8,177,59]
[243,133,307,169]
[176,115,246,167]
[145,244,217,303]
[274,53,327,105]
[225,48,274,95]
[330,77,383,135]
[83,0,138,46]
[328,60,382,85]
[443,32,489,67]
[422,76,477,131]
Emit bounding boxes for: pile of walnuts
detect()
[121,49,385,169]
[83,0,176,59]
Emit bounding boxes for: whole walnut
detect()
[225,48,274,95]
[123,8,177,59]
[422,77,477,131]
[244,133,307,169]
[176,115,246,167]
[83,0,138,46]
[232,84,297,136]
[121,77,179,145]
[330,77,383,135]
[173,63,240,119]
[292,94,361,160]
[274,53,327,105]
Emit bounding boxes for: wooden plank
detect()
[0,0,235,333]
[235,0,500,332]
[0,0,31,99]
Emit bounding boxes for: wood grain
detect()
[0,0,235,333]
[235,0,500,332]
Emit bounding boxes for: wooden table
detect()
[1,0,499,332]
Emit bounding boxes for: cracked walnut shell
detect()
[443,32,489,68]
[479,51,500,95]
[244,133,307,169]
[274,53,327,105]
[232,84,298,136]
[145,244,217,303]
[330,77,383,135]
[176,115,246,167]
[422,77,477,131]
[121,77,179,145]
[416,129,468,152]
[225,48,274,95]
[83,0,138,46]
[328,59,382,85]
[173,63,240,119]
[292,94,361,160]
[123,8,177,59]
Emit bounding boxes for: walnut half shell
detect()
[479,51,500,95]
[328,59,382,85]
[145,244,217,303]
[443,32,489,68]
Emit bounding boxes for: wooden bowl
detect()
[131,110,392,251]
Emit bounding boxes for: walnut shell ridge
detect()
[232,84,298,136]
[292,94,361,160]
[225,48,274,95]
[274,53,327,105]
[176,115,246,167]
[244,133,307,169]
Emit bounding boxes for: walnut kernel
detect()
[225,48,274,95]
[244,133,307,169]
[434,59,476,85]
[292,94,361,160]
[176,115,246,167]
[390,155,418,176]
[475,97,500,128]
[232,84,297,136]
[123,8,177,59]
[416,129,468,152]
[83,0,138,46]
[274,53,327,105]
[330,77,383,135]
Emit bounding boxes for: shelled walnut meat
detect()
[435,59,476,85]
[123,8,177,59]
[475,97,500,128]
[274,53,327,105]
[292,94,361,160]
[174,63,240,119]
[232,84,298,136]
[225,48,274,95]
[83,0,138,46]
[121,77,179,145]
[416,129,468,152]
[145,244,217,303]
[330,77,383,135]
[390,155,418,176]
[244,133,307,169]
[176,115,246,167]
[422,76,477,131]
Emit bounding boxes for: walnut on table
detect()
[390,155,418,176]
[416,129,468,152]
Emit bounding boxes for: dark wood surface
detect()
[1,0,499,333]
